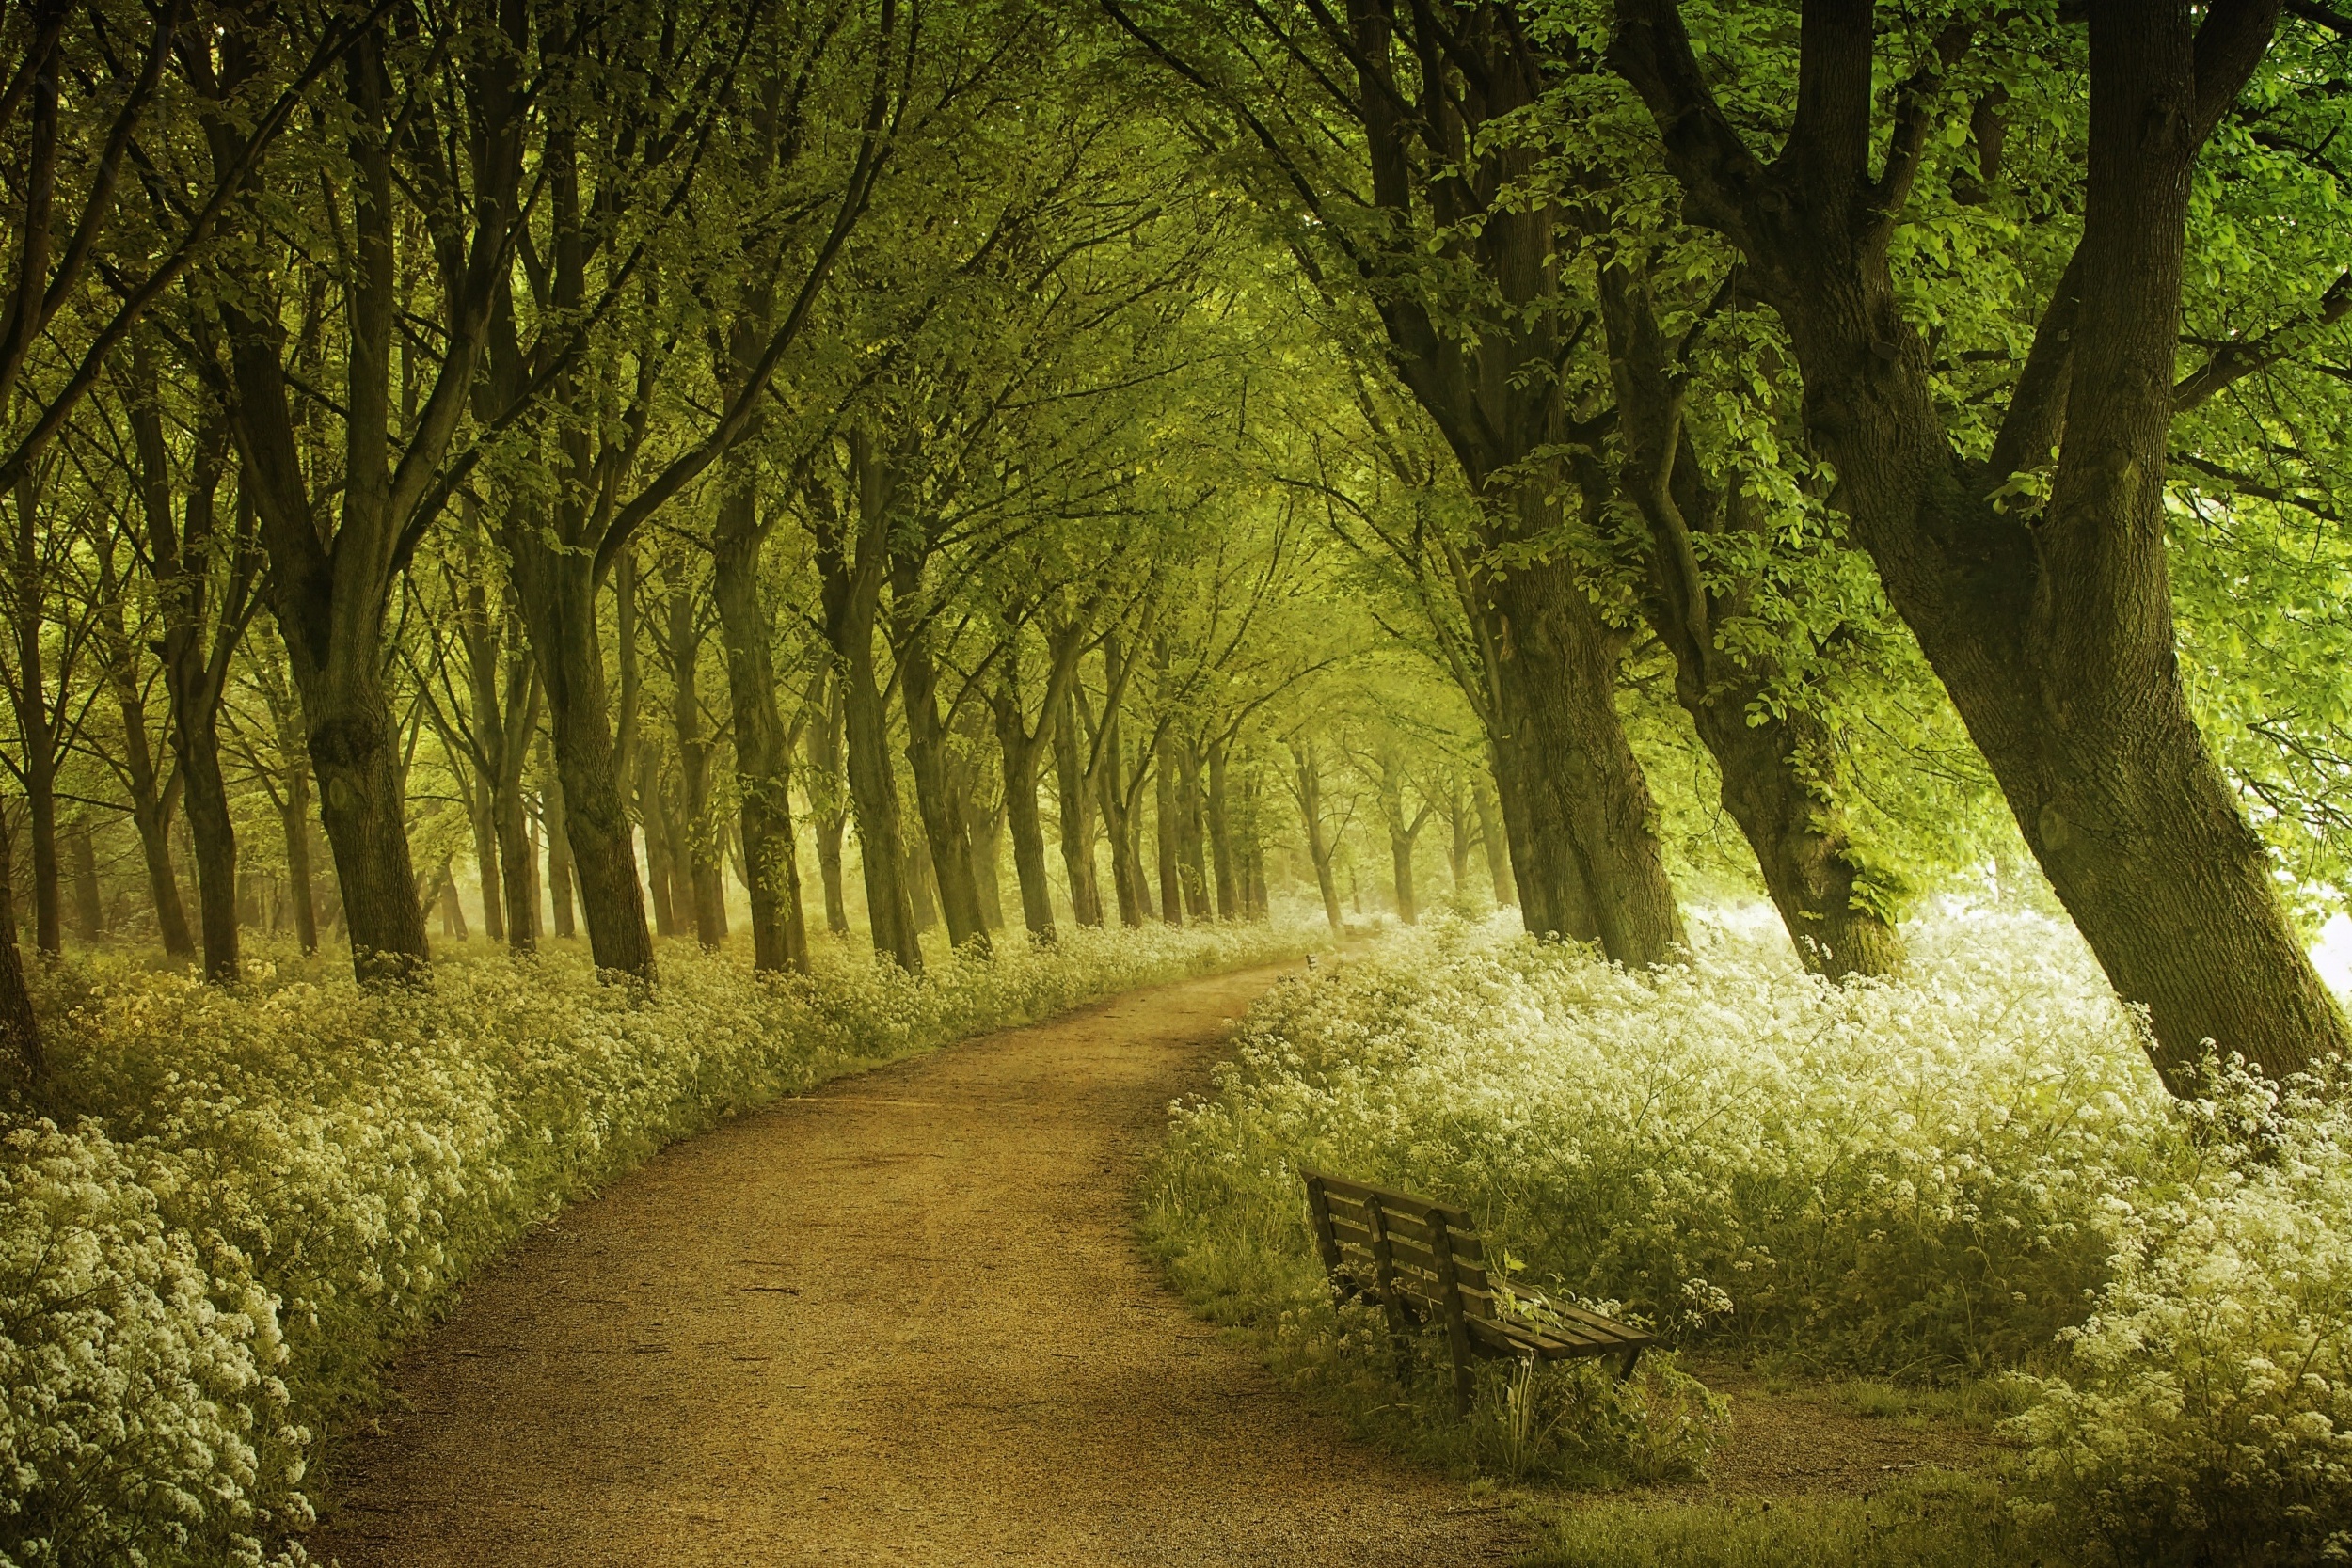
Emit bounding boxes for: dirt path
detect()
[311,964,1524,1567]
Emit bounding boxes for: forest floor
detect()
[308,960,1988,1568]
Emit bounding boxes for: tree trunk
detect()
[0,808,40,1105]
[711,466,809,974]
[808,671,850,937]
[1154,728,1184,927]
[1446,786,1472,897]
[1098,725,1149,928]
[175,696,241,981]
[892,561,991,957]
[997,698,1057,942]
[1177,742,1211,921]
[1053,686,1103,927]
[280,773,318,957]
[840,618,922,970]
[659,571,727,951]
[1207,738,1240,920]
[105,669,193,957]
[1489,560,1683,962]
[1474,775,1515,909]
[515,539,655,981]
[9,479,61,959]
[542,745,577,940]
[1291,743,1344,933]
[469,775,506,946]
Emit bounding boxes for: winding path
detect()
[311,963,1525,1566]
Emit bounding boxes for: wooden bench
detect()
[1303,1169,1651,1417]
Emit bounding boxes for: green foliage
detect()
[0,924,1309,1567]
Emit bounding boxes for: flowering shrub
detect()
[1145,911,2352,1552]
[2010,1060,2352,1567]
[1,921,1307,1568]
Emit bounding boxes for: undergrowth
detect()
[1142,911,2352,1565]
[0,920,1311,1568]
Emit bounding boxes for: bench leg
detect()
[1616,1346,1644,1383]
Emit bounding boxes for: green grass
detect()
[1526,1474,2042,1568]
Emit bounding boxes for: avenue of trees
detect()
[5,0,2351,1104]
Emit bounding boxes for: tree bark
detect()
[541,742,576,941]
[1207,737,1240,919]
[1052,684,1104,927]
[0,807,40,1105]
[1289,739,1344,933]
[517,535,655,979]
[892,558,991,956]
[1474,775,1515,909]
[94,595,193,957]
[1154,725,1184,927]
[996,689,1058,942]
[821,435,922,972]
[656,567,727,950]
[711,463,809,974]
[211,20,525,984]
[469,773,505,946]
[807,667,850,937]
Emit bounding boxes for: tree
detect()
[1609,0,2347,1085]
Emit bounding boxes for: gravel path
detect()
[311,962,1525,1566]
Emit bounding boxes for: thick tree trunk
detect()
[1177,743,1210,921]
[1490,561,1684,962]
[969,786,1007,932]
[295,665,430,982]
[843,658,922,968]
[1485,652,1590,941]
[515,543,655,982]
[712,478,809,974]
[175,701,241,981]
[841,638,922,971]
[660,574,727,951]
[1473,776,1515,909]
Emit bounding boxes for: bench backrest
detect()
[1301,1169,1509,1327]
